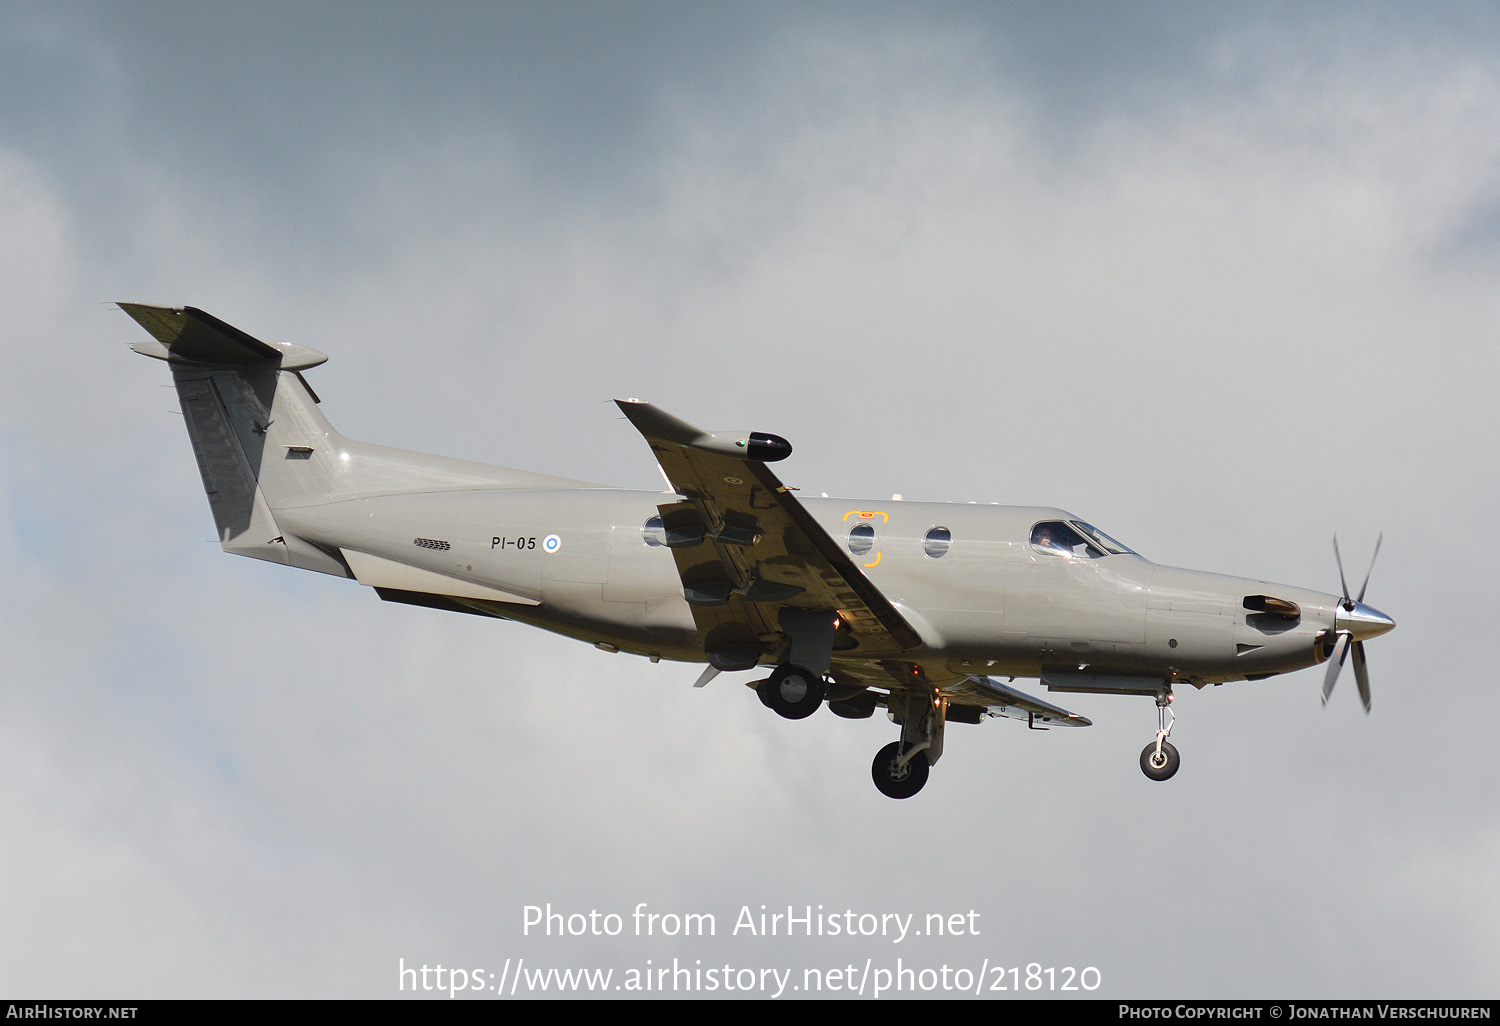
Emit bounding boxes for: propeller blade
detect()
[1325,534,1384,710]
[1351,641,1371,713]
[1333,536,1352,608]
[1321,635,1348,706]
[1356,532,1383,604]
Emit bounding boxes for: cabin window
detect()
[847,522,875,555]
[923,526,951,558]
[642,516,666,547]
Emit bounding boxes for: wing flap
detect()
[946,676,1093,727]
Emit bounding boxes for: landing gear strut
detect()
[1139,690,1179,781]
[869,684,944,799]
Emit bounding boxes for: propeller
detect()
[1321,533,1394,712]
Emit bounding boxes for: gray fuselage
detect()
[279,481,1341,689]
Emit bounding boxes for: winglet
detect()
[615,400,791,462]
[119,303,329,370]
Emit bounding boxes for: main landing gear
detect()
[1139,690,1179,781]
[756,663,826,720]
[756,609,835,721]
[871,741,929,799]
[752,659,944,800]
[870,687,944,800]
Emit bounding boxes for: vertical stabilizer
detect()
[125,303,350,576]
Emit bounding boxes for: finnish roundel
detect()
[543,534,562,553]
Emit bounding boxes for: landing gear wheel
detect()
[1140,740,1180,781]
[872,741,929,799]
[757,664,825,720]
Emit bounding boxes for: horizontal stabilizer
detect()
[120,303,328,369]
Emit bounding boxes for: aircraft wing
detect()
[943,676,1093,728]
[616,401,922,669]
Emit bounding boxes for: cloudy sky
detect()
[2,1,1497,1000]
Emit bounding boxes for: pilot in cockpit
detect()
[1032,521,1108,558]
[1032,523,1072,556]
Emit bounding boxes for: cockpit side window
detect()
[1030,520,1101,558]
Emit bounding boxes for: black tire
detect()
[871,741,929,799]
[1140,740,1180,781]
[758,664,825,720]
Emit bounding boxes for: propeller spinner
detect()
[1321,534,1396,712]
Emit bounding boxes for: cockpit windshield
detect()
[1073,521,1137,556]
[1030,520,1138,559]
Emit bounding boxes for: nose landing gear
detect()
[1139,691,1179,781]
[1140,739,1180,781]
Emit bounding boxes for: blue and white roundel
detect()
[543,534,561,553]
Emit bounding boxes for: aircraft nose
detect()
[1335,601,1395,642]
